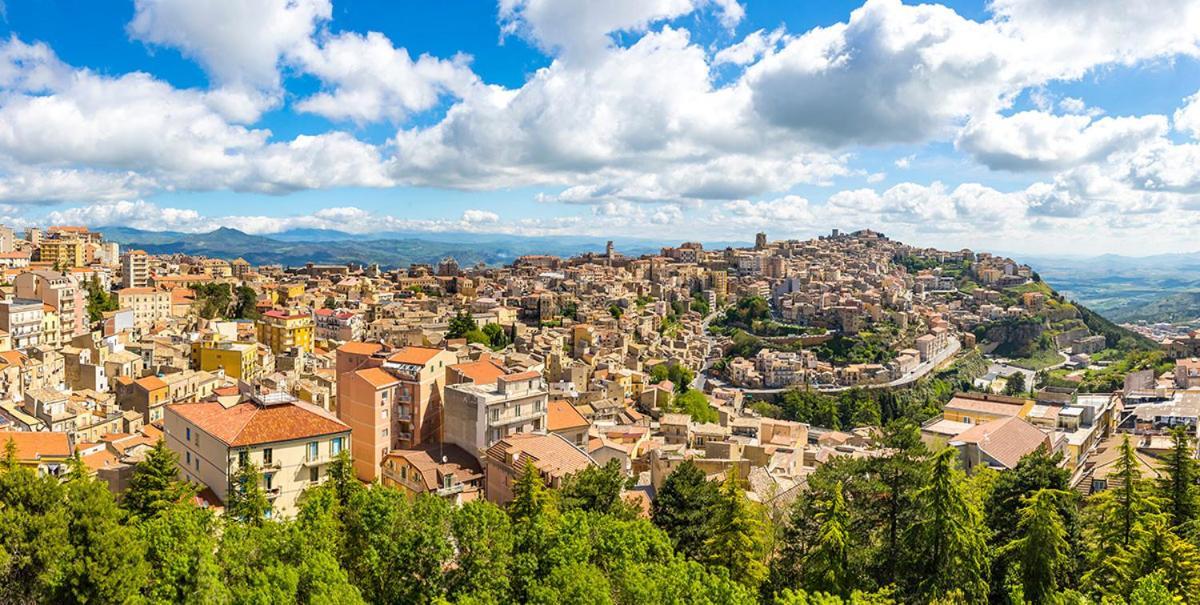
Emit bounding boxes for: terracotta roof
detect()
[952,416,1050,469]
[450,358,508,385]
[385,443,482,491]
[486,432,595,479]
[500,370,541,382]
[387,346,445,365]
[355,367,400,389]
[0,431,71,459]
[135,376,168,391]
[945,393,1028,417]
[547,399,589,432]
[168,400,349,447]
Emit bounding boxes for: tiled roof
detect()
[387,346,445,365]
[355,367,400,389]
[952,416,1050,469]
[385,443,482,491]
[485,432,595,479]
[547,399,589,431]
[169,400,349,447]
[450,358,508,385]
[0,431,71,459]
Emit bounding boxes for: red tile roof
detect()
[548,399,589,431]
[338,341,383,356]
[450,358,508,385]
[0,431,71,459]
[388,346,445,365]
[169,400,349,447]
[355,367,400,389]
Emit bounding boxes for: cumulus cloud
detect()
[957,111,1167,171]
[462,209,500,223]
[1175,90,1200,140]
[499,0,742,63]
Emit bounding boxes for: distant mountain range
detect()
[95,226,749,269]
[1018,251,1200,324]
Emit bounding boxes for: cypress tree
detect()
[1158,425,1198,531]
[702,468,768,589]
[803,480,852,597]
[123,439,195,519]
[1002,489,1071,604]
[904,447,989,603]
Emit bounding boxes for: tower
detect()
[755,232,767,250]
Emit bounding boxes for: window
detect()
[310,467,319,482]
[331,437,344,456]
[515,404,522,418]
[264,474,273,491]
[490,408,500,422]
[381,408,388,419]
[1092,479,1108,493]
[307,441,319,461]
[262,448,272,464]
[401,465,408,480]
[238,450,249,466]
[185,451,191,465]
[185,427,191,441]
[443,474,453,489]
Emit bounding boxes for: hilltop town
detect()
[1,224,1197,602]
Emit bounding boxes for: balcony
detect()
[488,409,545,428]
[301,456,329,468]
[261,460,281,471]
[436,483,465,497]
[265,486,282,499]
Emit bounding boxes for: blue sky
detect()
[0,0,1198,254]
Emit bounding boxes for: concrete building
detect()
[444,371,549,457]
[335,345,457,481]
[122,250,150,289]
[13,271,85,338]
[257,310,315,354]
[483,432,595,506]
[116,287,171,326]
[165,389,351,518]
[0,298,44,350]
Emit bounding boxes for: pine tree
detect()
[1002,489,1071,604]
[227,456,271,525]
[1115,434,1149,547]
[509,459,551,522]
[1131,516,1200,601]
[123,438,195,519]
[327,449,363,507]
[1158,425,1198,531]
[651,460,719,560]
[702,468,768,589]
[803,480,852,597]
[53,469,148,603]
[904,447,990,603]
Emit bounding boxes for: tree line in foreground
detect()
[0,423,1195,604]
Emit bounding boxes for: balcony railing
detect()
[436,483,465,497]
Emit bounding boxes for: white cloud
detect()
[714,27,784,66]
[957,111,1167,171]
[1174,89,1200,139]
[291,31,481,124]
[128,0,331,120]
[499,0,742,63]
[462,209,500,223]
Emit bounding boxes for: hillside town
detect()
[2,224,1200,602]
[0,224,1178,508]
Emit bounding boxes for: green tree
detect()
[140,503,229,604]
[0,443,69,604]
[870,420,927,584]
[1001,489,1071,605]
[1130,516,1200,601]
[561,459,634,517]
[651,460,719,561]
[123,438,196,519]
[527,561,614,605]
[702,469,768,588]
[904,448,989,603]
[447,311,478,339]
[449,500,514,602]
[510,459,553,523]
[233,285,261,319]
[226,457,271,525]
[1158,425,1198,531]
[674,389,718,423]
[53,470,149,604]
[803,481,852,597]
[84,274,118,323]
[482,322,511,349]
[609,304,624,319]
[1003,372,1027,396]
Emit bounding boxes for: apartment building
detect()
[192,340,259,381]
[165,390,351,517]
[336,345,457,481]
[444,371,549,457]
[116,287,171,326]
[0,298,44,350]
[483,432,595,506]
[37,235,87,269]
[257,310,315,354]
[13,270,85,337]
[122,250,150,288]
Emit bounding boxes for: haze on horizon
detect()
[1,0,1199,256]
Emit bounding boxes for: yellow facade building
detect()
[193,340,259,381]
[256,310,314,354]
